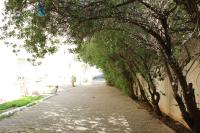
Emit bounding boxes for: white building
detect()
[0,45,102,103]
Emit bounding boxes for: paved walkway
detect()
[0,84,175,133]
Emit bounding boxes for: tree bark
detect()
[162,50,200,132]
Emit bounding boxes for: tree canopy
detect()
[2,0,200,132]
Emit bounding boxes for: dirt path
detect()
[0,84,175,133]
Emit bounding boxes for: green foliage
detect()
[77,30,138,94]
[104,67,129,94]
[0,96,43,111]
[71,75,77,87]
[2,0,200,130]
[1,0,190,96]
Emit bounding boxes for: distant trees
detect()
[2,0,200,132]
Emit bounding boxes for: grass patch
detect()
[0,96,43,111]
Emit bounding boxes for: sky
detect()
[0,0,101,81]
[0,1,102,102]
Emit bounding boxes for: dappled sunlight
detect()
[41,110,133,132]
[43,112,59,117]
[0,82,175,133]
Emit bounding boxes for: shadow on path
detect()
[0,83,175,133]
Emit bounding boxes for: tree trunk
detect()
[163,56,193,128]
[194,117,200,133]
[163,51,200,132]
[132,71,152,108]
[120,62,139,100]
[143,62,162,116]
[127,80,138,100]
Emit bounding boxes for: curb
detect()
[0,94,56,120]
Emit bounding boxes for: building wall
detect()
[0,46,102,103]
[0,45,21,103]
[139,61,200,127]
